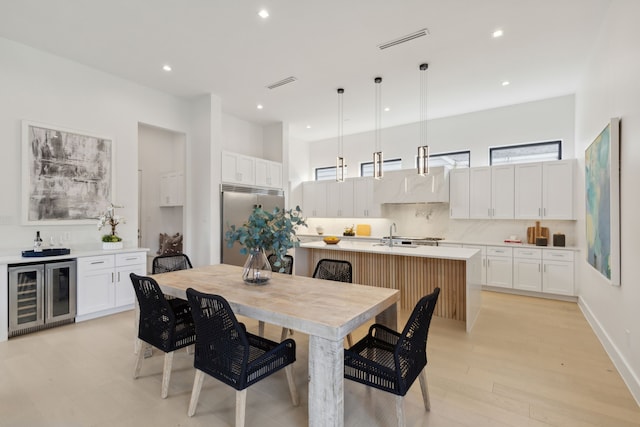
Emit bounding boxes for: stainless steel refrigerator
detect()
[221,184,285,267]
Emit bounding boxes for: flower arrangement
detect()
[225,206,306,272]
[97,203,125,242]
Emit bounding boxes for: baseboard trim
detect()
[578,297,640,406]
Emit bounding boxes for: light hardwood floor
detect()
[0,291,638,426]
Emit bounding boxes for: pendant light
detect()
[373,77,383,179]
[336,88,345,182]
[417,63,430,176]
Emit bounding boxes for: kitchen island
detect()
[296,240,482,332]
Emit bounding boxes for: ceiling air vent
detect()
[266,76,298,90]
[378,28,429,50]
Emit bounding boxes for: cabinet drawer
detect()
[543,250,574,262]
[487,246,512,257]
[116,252,146,267]
[514,248,542,259]
[78,255,114,271]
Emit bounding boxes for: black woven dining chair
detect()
[267,253,294,274]
[152,253,193,274]
[186,288,299,426]
[313,259,354,346]
[130,273,197,398]
[344,287,440,427]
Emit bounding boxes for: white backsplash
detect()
[303,203,576,246]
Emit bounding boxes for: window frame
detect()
[415,150,471,168]
[489,140,562,166]
[360,157,403,177]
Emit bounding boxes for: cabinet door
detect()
[469,167,491,219]
[487,256,513,288]
[221,152,255,185]
[543,160,574,220]
[115,264,145,307]
[77,268,114,316]
[326,180,354,217]
[255,159,282,189]
[514,163,542,219]
[513,259,542,291]
[302,181,327,217]
[449,168,470,219]
[354,178,379,217]
[159,172,184,206]
[491,165,514,219]
[267,162,283,189]
[543,261,574,295]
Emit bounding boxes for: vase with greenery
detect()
[225,206,306,284]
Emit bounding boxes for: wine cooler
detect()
[8,260,77,337]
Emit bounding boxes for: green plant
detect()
[225,206,306,272]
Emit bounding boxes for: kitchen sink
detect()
[372,243,418,248]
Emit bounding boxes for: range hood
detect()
[373,166,450,204]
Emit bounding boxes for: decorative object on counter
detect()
[156,232,183,255]
[527,221,549,244]
[97,203,125,250]
[417,63,430,176]
[356,224,371,236]
[585,118,620,286]
[315,225,324,235]
[343,225,355,236]
[33,230,43,252]
[225,205,306,285]
[553,233,566,247]
[22,248,71,257]
[535,237,548,246]
[323,236,341,245]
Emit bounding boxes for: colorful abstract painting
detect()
[585,118,620,285]
[22,121,113,224]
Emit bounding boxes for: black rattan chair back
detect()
[312,259,352,283]
[152,254,193,274]
[130,273,196,353]
[344,287,440,396]
[186,288,296,391]
[267,254,294,274]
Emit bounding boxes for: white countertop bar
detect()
[299,240,479,260]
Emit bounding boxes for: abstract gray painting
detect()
[23,121,113,223]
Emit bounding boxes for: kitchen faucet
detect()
[389,222,397,247]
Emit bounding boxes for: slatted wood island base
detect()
[297,241,482,332]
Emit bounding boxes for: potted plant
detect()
[98,203,125,250]
[225,206,306,284]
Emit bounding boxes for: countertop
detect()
[0,246,150,265]
[299,240,479,261]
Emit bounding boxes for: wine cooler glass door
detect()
[9,265,44,333]
[46,261,77,322]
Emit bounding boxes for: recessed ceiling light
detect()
[493,29,504,38]
[257,104,264,109]
[162,64,172,72]
[502,80,510,86]
[384,107,391,112]
[306,125,311,129]
[258,9,269,19]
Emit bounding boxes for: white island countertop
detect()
[299,240,479,260]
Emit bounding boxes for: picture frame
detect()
[585,117,620,286]
[21,120,115,225]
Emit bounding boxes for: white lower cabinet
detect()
[77,251,146,321]
[542,250,575,295]
[513,248,542,292]
[486,246,513,288]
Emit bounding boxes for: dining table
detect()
[151,263,400,427]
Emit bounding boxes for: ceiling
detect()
[0,0,611,142]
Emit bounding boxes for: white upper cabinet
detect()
[449,168,470,219]
[159,172,184,207]
[326,180,354,218]
[469,167,491,219]
[542,159,574,220]
[255,158,283,189]
[515,160,574,220]
[491,165,515,219]
[221,151,255,185]
[302,181,327,217]
[353,178,381,218]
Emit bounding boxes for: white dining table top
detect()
[151,263,399,341]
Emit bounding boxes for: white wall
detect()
[0,37,192,252]
[574,0,640,403]
[221,113,264,157]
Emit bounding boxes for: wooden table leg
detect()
[308,335,344,427]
